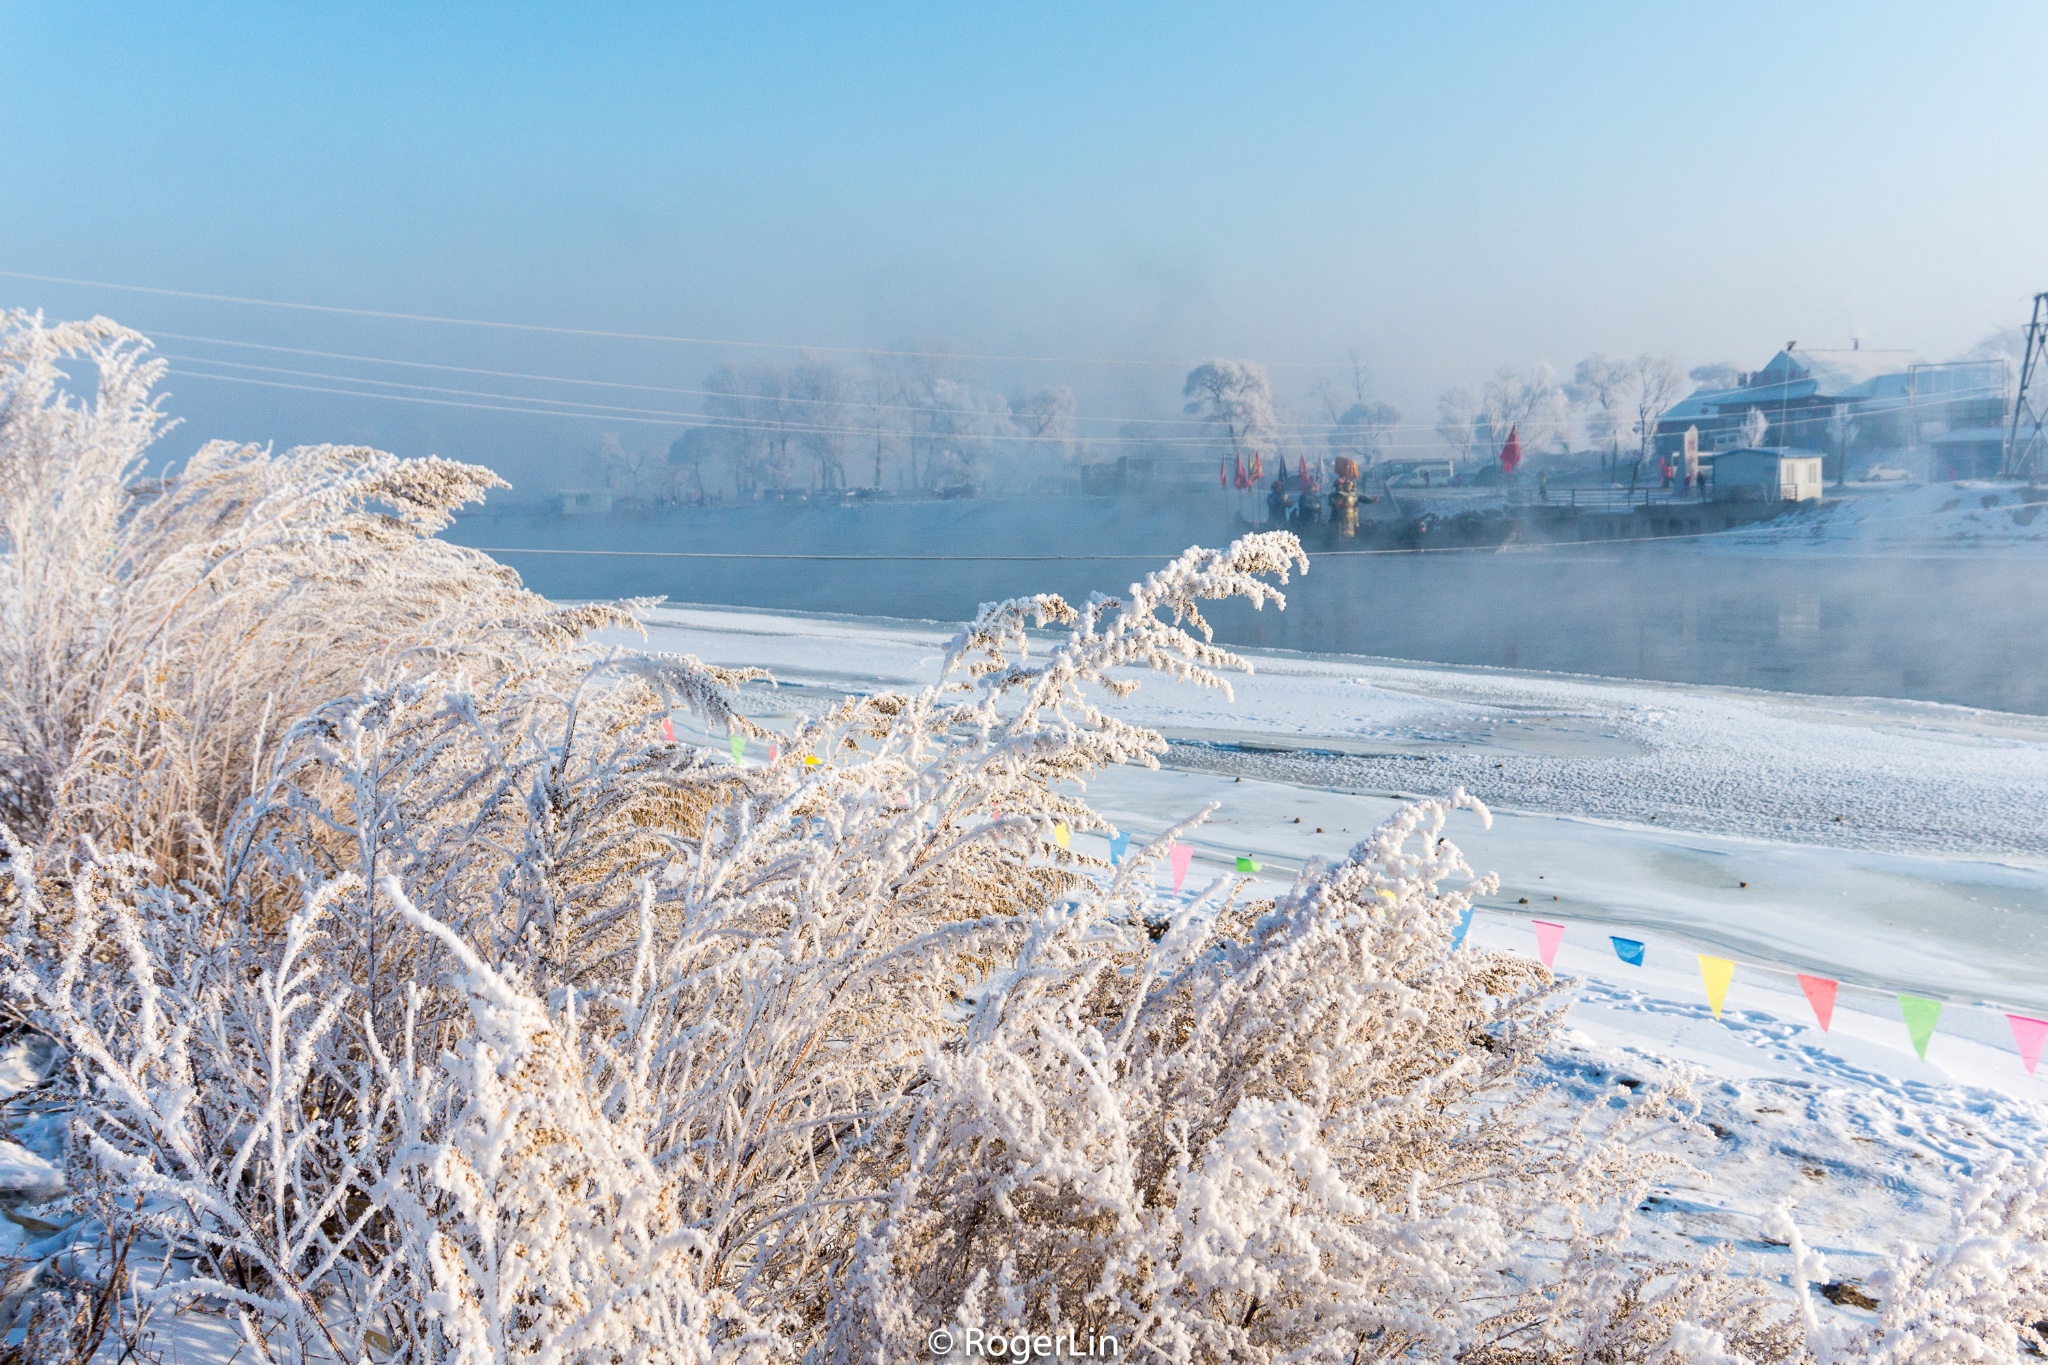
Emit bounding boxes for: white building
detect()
[1705,448,1824,503]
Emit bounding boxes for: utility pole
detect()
[2001,292,2048,479]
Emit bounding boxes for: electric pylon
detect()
[2002,291,2048,479]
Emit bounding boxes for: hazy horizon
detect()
[4,2,2044,492]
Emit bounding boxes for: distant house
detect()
[557,488,613,515]
[1657,347,2009,480]
[1703,448,1824,503]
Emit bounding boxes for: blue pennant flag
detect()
[1110,832,1130,865]
[1611,936,1645,967]
[1451,907,1475,950]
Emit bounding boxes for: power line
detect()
[2,268,1351,371]
[152,330,1387,432]
[162,362,1478,451]
[160,350,1336,434]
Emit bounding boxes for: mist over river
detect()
[447,494,2048,715]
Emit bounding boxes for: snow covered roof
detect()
[1674,348,1920,412]
[1751,347,1918,395]
[1700,445,1825,464]
[1660,388,1745,423]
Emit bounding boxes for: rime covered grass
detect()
[0,312,2042,1362]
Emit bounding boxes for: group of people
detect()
[1265,456,1364,534]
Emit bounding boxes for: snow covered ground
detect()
[1728,480,2048,552]
[633,598,2048,1304]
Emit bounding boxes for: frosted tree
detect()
[668,426,719,498]
[1183,359,1279,464]
[1329,401,1401,466]
[704,361,802,492]
[1571,354,1629,478]
[596,431,675,505]
[1011,385,1077,481]
[1436,386,1483,463]
[1480,365,1571,455]
[854,359,911,490]
[1741,405,1770,448]
[917,375,1014,490]
[1622,352,1687,473]
[789,353,852,490]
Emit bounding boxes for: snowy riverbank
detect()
[636,598,2048,1314]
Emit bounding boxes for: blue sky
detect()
[2,2,2043,483]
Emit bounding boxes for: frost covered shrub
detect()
[0,312,1870,1361]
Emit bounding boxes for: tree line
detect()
[594,348,1716,502]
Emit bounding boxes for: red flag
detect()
[1249,452,1263,483]
[1298,455,1309,486]
[1499,425,1522,475]
[1233,454,1248,490]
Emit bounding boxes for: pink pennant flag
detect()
[1169,842,1193,893]
[1531,919,1565,968]
[1798,974,1838,1032]
[768,744,779,764]
[2009,1014,2048,1076]
[660,716,675,744]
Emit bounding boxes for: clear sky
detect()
[2,1,2044,486]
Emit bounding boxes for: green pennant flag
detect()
[1899,994,1942,1061]
[730,733,745,763]
[1235,855,1261,873]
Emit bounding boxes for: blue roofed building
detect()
[1656,346,2008,481]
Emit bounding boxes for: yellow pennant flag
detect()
[1698,955,1736,1019]
[1053,822,1070,848]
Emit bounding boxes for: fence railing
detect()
[1506,486,1710,509]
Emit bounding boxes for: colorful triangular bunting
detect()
[1053,822,1070,849]
[2008,1014,2048,1076]
[1109,832,1130,865]
[1797,974,1838,1032]
[660,716,675,744]
[729,733,744,763]
[1698,956,1736,1019]
[1451,907,1475,951]
[1899,995,1942,1061]
[1531,920,1564,968]
[1169,843,1193,893]
[1610,936,1644,967]
[1235,855,1261,873]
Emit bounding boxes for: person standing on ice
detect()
[1267,472,1290,525]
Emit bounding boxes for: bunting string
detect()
[1508,914,2048,1078]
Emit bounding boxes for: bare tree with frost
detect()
[1182,360,1278,464]
[1,310,2033,1361]
[1742,405,1770,449]
[1621,353,1687,475]
[1571,354,1630,479]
